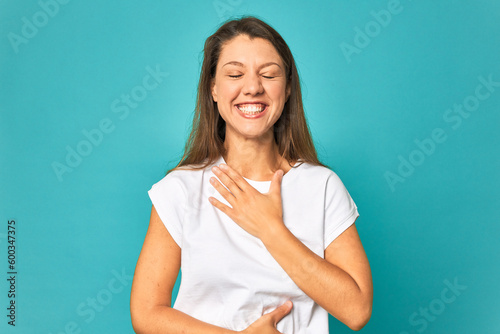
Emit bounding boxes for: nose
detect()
[241,72,264,96]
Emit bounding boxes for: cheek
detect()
[267,83,287,100]
[219,82,240,99]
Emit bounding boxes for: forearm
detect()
[132,305,237,334]
[261,222,369,329]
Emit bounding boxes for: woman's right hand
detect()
[239,301,293,334]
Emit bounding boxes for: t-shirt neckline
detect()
[214,155,303,186]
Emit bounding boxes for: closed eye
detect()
[228,75,276,79]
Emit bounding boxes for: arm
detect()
[260,221,373,331]
[130,205,237,334]
[207,163,372,330]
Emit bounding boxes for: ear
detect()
[211,79,217,103]
[285,84,291,102]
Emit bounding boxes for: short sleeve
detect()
[148,173,186,248]
[324,171,359,249]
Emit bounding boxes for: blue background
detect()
[1,0,499,333]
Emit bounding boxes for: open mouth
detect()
[235,103,268,117]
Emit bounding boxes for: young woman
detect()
[130,16,372,334]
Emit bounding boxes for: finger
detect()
[269,169,284,195]
[208,196,233,216]
[210,177,236,205]
[213,166,243,196]
[218,163,252,192]
[269,301,293,325]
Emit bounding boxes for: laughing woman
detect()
[130,16,372,334]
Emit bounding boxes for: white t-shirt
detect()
[148,154,359,333]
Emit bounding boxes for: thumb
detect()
[271,169,284,194]
[268,301,293,325]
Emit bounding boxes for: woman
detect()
[130,16,372,333]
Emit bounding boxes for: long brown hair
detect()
[166,15,329,175]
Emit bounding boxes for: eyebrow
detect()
[222,61,282,70]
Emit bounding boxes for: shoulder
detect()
[295,162,353,199]
[295,161,342,183]
[150,160,213,194]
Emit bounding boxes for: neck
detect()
[222,133,285,182]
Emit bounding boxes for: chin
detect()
[237,128,273,139]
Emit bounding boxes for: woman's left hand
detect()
[208,163,285,240]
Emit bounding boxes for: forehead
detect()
[218,35,283,68]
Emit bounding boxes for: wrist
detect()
[260,218,287,245]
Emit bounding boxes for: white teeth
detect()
[237,104,266,114]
